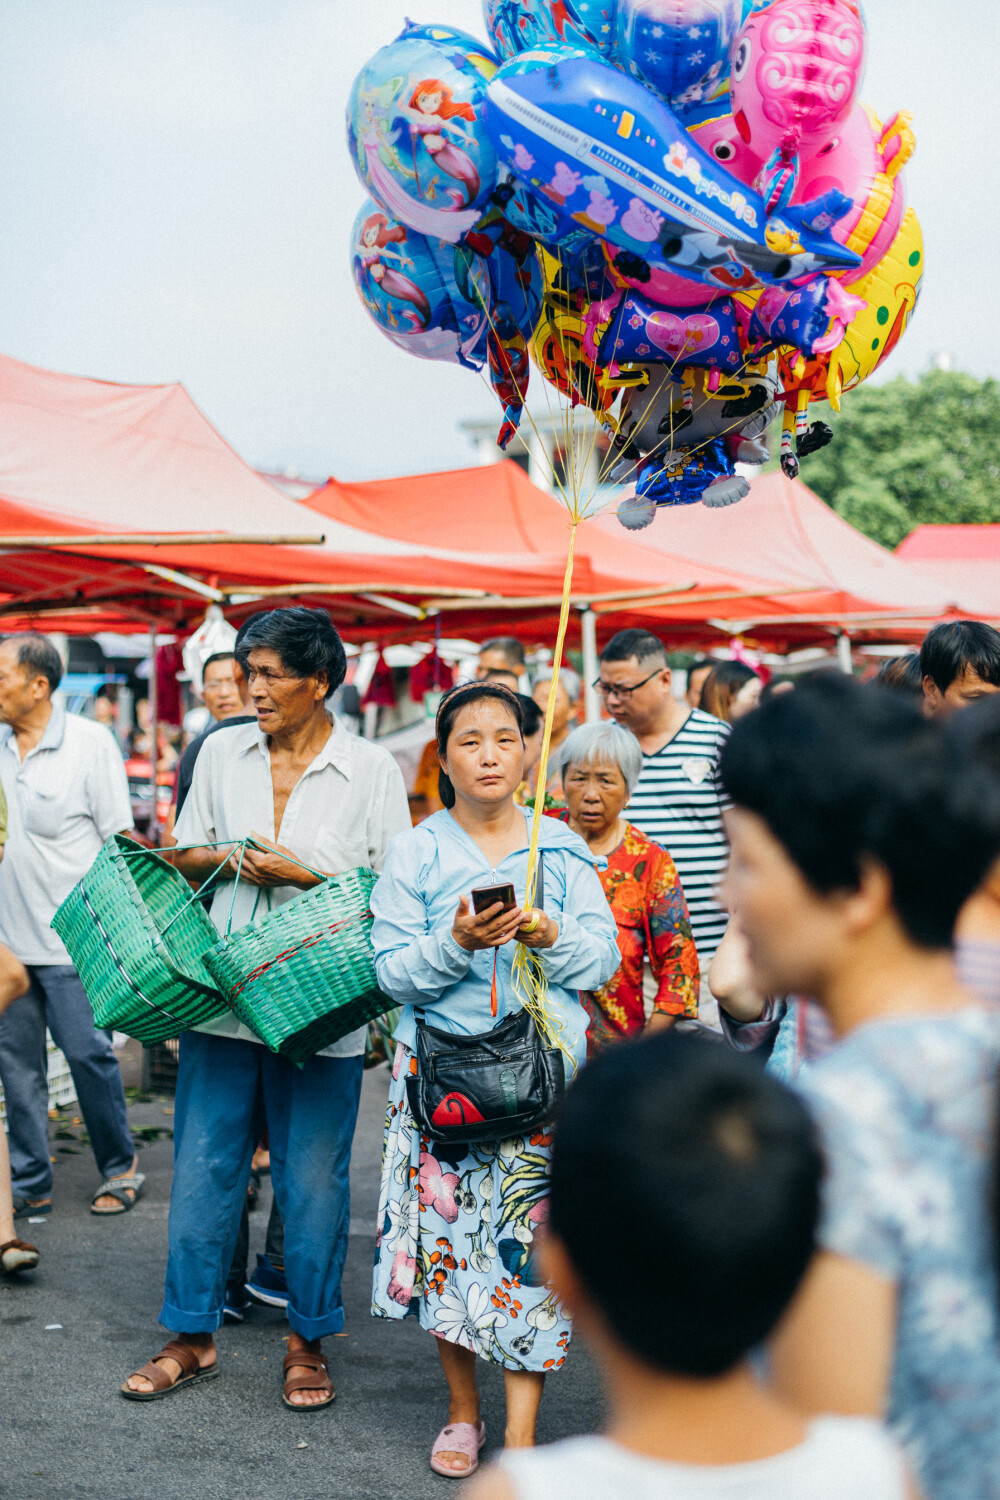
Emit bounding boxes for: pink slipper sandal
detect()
[429,1420,486,1478]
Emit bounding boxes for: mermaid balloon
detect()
[347,22,499,244]
[355,211,432,331]
[404,78,482,209]
[349,197,493,368]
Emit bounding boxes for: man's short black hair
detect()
[874,653,923,699]
[480,636,526,670]
[920,620,1000,694]
[600,629,667,668]
[202,651,237,674]
[516,692,543,737]
[720,674,1000,948]
[235,607,346,699]
[550,1032,822,1377]
[481,668,521,690]
[3,632,64,694]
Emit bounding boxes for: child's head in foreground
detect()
[547,1031,823,1377]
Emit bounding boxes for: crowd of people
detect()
[1,608,999,1496]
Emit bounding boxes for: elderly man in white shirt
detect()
[0,633,140,1220]
[122,607,409,1414]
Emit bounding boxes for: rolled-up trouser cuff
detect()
[159,1298,224,1336]
[285,1299,345,1340]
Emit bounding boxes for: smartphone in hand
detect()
[471,883,517,915]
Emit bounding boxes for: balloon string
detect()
[523,518,578,907]
[510,517,579,1070]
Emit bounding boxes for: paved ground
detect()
[1,1063,603,1500]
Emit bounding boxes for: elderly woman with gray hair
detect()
[554,723,700,1052]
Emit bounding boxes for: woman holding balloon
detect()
[370,682,620,1479]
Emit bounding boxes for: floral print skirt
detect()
[371,1044,572,1374]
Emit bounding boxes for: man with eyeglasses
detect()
[596,631,731,1016]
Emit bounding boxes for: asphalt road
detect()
[1,1063,603,1500]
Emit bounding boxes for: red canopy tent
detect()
[296,462,827,646]
[0,352,973,655]
[300,465,978,651]
[594,472,972,652]
[0,354,644,635]
[895,526,1000,621]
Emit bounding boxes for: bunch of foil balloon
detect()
[346,0,921,529]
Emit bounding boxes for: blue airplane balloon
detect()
[482,46,860,293]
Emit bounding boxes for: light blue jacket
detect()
[371,809,621,1067]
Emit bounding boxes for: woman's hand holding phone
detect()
[452,895,524,952]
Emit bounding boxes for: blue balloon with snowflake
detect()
[613,0,741,113]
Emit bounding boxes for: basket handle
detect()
[120,837,247,938]
[121,833,333,888]
[243,836,332,884]
[220,839,330,935]
[221,842,280,936]
[121,833,335,938]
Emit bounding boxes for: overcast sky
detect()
[0,0,994,482]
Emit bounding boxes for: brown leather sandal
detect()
[281,1347,335,1412]
[120,1340,219,1402]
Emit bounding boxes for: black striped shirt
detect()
[626,709,731,962]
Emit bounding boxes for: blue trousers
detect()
[162,1030,363,1341]
[0,964,134,1199]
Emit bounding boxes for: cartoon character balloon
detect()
[350,198,493,368]
[613,364,781,525]
[729,0,866,208]
[347,23,500,244]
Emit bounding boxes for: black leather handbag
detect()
[405,1003,566,1144]
[405,858,566,1144]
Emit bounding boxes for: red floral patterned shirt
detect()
[553,815,700,1048]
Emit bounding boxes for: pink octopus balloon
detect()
[794,102,907,279]
[729,0,866,160]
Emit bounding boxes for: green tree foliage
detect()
[799,370,1000,549]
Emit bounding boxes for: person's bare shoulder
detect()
[464,1465,518,1500]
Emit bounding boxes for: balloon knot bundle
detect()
[346,0,921,528]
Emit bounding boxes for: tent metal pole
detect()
[149,623,159,844]
[579,607,599,722]
[836,630,853,675]
[0,532,325,548]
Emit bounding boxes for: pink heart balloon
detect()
[645,311,721,359]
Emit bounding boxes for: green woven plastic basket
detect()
[52,835,229,1043]
[204,866,391,1063]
